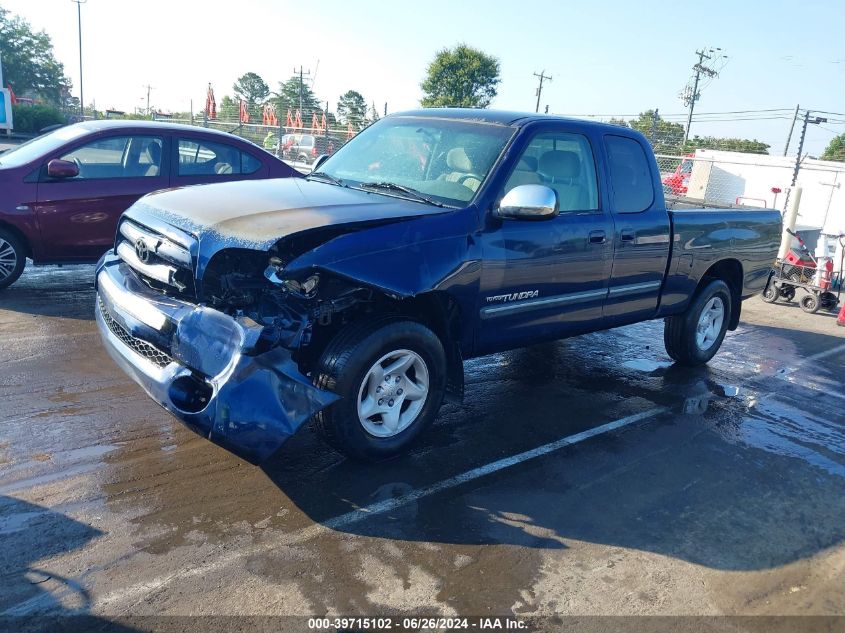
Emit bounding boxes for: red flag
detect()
[239,99,249,124]
[321,112,327,132]
[205,84,216,119]
[311,112,320,132]
[285,109,294,129]
[294,109,303,129]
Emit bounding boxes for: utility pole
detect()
[142,84,154,118]
[293,66,311,114]
[791,110,827,186]
[71,0,87,118]
[781,109,827,214]
[533,70,552,113]
[682,48,721,143]
[783,103,800,156]
[650,108,659,144]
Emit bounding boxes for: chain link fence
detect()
[157,106,363,172]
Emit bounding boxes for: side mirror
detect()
[494,184,558,220]
[47,158,80,179]
[313,154,329,171]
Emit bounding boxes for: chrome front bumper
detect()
[94,253,338,462]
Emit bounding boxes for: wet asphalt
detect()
[1,263,844,628]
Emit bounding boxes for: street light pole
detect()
[71,0,87,118]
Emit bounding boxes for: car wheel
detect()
[664,279,732,366]
[0,228,26,290]
[311,319,447,460]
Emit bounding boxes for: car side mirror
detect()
[494,184,558,220]
[47,158,79,179]
[313,154,329,171]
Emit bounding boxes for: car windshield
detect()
[0,124,89,168]
[316,116,515,207]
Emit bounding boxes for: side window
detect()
[502,131,599,213]
[177,139,249,176]
[59,136,163,179]
[604,135,654,213]
[242,152,262,174]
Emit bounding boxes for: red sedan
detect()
[0,120,300,289]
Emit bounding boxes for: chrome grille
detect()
[117,220,194,294]
[98,297,173,369]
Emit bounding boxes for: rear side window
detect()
[604,135,654,213]
[177,139,261,176]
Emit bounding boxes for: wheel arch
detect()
[699,258,743,330]
[0,220,33,259]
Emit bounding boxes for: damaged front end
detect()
[94,248,357,463]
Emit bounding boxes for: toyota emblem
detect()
[134,239,150,264]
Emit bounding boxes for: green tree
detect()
[219,95,238,120]
[271,76,321,116]
[682,136,770,155]
[232,72,270,108]
[336,90,367,129]
[821,134,845,162]
[0,7,71,104]
[420,44,500,108]
[628,110,685,154]
[366,101,381,125]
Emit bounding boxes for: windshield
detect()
[0,124,88,168]
[317,116,515,207]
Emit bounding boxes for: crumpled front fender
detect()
[208,347,339,462]
[95,254,339,464]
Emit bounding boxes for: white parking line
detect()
[803,342,845,363]
[2,407,666,616]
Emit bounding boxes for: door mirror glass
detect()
[495,184,558,220]
[47,158,80,179]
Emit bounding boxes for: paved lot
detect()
[1,263,844,630]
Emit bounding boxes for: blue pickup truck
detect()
[94,109,781,463]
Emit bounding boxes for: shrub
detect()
[10,104,67,134]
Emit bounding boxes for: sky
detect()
[2,0,843,155]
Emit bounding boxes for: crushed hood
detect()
[124,177,448,251]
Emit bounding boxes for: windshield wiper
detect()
[358,182,445,207]
[306,171,346,187]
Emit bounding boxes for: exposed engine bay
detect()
[198,238,374,353]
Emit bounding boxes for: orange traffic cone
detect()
[838,301,845,327]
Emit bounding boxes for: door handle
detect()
[588,230,606,245]
[620,230,636,243]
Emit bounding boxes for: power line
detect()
[555,108,794,118]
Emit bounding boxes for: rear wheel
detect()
[311,319,447,460]
[664,280,732,366]
[0,229,26,290]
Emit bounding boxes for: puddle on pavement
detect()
[717,397,845,478]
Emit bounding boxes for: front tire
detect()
[664,280,732,366]
[311,319,447,460]
[0,229,26,290]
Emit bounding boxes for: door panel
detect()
[34,135,168,261]
[477,127,613,354]
[603,135,671,322]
